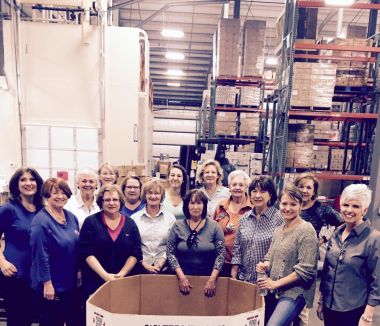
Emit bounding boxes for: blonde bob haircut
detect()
[340,184,372,210]
[140,178,165,203]
[198,159,224,185]
[96,184,125,208]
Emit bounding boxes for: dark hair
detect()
[121,176,142,193]
[9,167,44,209]
[248,176,277,206]
[41,178,72,199]
[96,184,125,208]
[183,189,208,220]
[294,173,319,200]
[279,184,303,205]
[168,164,188,198]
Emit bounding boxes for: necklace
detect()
[186,218,204,248]
[46,206,66,224]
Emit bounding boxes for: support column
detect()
[233,0,240,19]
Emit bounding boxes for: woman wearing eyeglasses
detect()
[121,176,145,218]
[166,189,226,297]
[98,162,118,187]
[317,184,380,326]
[79,184,142,300]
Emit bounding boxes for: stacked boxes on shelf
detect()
[311,121,340,141]
[330,148,352,171]
[217,18,241,76]
[242,20,266,77]
[239,86,261,106]
[239,112,260,137]
[215,86,237,105]
[286,124,315,169]
[313,145,329,170]
[250,152,263,176]
[291,62,337,108]
[328,38,371,87]
[226,151,263,176]
[215,112,237,136]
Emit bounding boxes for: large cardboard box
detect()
[87,275,264,326]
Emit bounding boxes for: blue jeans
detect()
[265,292,306,326]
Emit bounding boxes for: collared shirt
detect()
[213,195,252,263]
[200,185,230,218]
[131,206,175,265]
[231,206,283,283]
[65,193,100,229]
[321,219,380,311]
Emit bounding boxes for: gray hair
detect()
[228,170,250,187]
[340,184,372,210]
[75,168,98,185]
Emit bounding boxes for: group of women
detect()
[0,159,378,326]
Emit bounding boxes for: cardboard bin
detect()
[87,275,264,326]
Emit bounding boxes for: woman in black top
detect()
[79,184,142,299]
[294,173,342,243]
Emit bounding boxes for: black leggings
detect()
[323,305,366,326]
[0,275,34,326]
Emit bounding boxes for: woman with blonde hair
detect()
[131,179,175,273]
[198,159,229,218]
[317,184,380,326]
[98,162,118,187]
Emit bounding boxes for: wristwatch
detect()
[361,315,373,322]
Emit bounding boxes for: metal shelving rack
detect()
[268,0,380,189]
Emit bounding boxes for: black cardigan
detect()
[79,211,142,297]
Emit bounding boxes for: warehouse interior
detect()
[0,0,380,324]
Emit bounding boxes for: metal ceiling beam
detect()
[108,0,144,11]
[135,0,228,28]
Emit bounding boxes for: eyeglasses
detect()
[186,230,198,248]
[103,198,120,203]
[126,186,140,190]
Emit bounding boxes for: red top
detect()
[101,212,126,242]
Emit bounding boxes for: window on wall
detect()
[23,125,100,190]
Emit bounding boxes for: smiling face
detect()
[124,178,141,204]
[47,186,69,210]
[78,174,97,198]
[297,178,315,204]
[168,167,183,189]
[188,195,204,220]
[250,186,271,211]
[146,186,162,208]
[279,193,301,222]
[102,190,121,216]
[203,164,219,186]
[99,167,116,186]
[340,199,367,228]
[18,172,37,198]
[229,175,248,200]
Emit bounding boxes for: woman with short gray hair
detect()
[65,169,100,228]
[213,170,252,277]
[317,184,380,326]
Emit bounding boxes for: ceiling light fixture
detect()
[165,52,185,60]
[167,82,181,87]
[265,57,278,66]
[161,29,184,38]
[325,0,354,6]
[166,69,184,76]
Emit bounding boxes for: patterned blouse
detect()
[231,206,283,283]
[166,218,225,276]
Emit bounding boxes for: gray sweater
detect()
[264,220,319,307]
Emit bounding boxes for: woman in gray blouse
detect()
[166,189,225,297]
[256,185,319,326]
[317,184,380,326]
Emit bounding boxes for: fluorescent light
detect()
[265,57,278,66]
[161,29,184,38]
[165,52,185,60]
[167,82,181,87]
[325,0,354,6]
[166,69,184,76]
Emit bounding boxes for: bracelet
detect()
[361,315,373,322]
